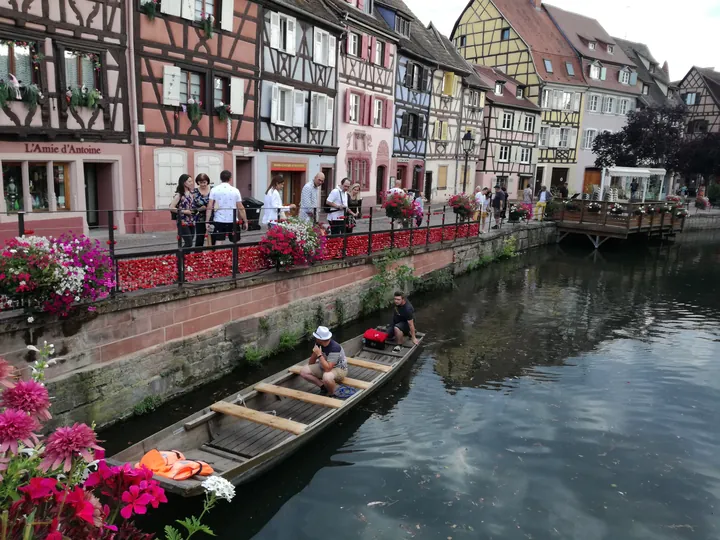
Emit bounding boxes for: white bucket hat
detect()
[313,326,332,340]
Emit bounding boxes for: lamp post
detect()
[461,130,475,194]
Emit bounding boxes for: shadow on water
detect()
[102,231,720,540]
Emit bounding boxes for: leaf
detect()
[164,525,184,540]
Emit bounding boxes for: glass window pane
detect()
[0,44,9,80]
[190,73,201,100]
[214,77,224,103]
[29,163,49,211]
[14,45,32,85]
[53,163,71,210]
[64,51,78,88]
[195,0,203,20]
[2,163,23,212]
[205,0,214,16]
[81,56,95,90]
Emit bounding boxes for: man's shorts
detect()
[212,221,236,243]
[390,321,411,336]
[306,363,347,381]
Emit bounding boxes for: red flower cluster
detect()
[382,192,412,220]
[258,226,304,267]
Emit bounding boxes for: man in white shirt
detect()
[326,178,351,235]
[300,172,325,222]
[205,170,248,244]
[388,178,404,196]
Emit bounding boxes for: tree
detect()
[593,105,688,171]
[676,132,720,181]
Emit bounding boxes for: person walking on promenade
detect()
[523,183,533,204]
[205,170,247,244]
[262,174,295,229]
[491,185,506,229]
[300,172,325,222]
[346,182,362,233]
[388,291,418,352]
[559,181,569,200]
[169,174,196,249]
[193,173,212,247]
[536,186,549,221]
[299,326,348,396]
[412,190,424,227]
[326,178,351,236]
[473,186,484,221]
[388,178,405,196]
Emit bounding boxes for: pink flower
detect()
[0,408,40,454]
[56,486,96,525]
[1,379,52,421]
[0,358,15,389]
[18,477,59,500]
[120,484,153,519]
[39,422,103,472]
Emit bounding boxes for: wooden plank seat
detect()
[210,401,307,435]
[287,365,374,390]
[254,383,344,408]
[346,357,393,372]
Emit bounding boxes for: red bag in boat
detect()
[363,329,389,350]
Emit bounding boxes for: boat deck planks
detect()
[210,402,307,435]
[255,383,345,408]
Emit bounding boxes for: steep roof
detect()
[544,4,634,66]
[375,0,438,64]
[270,0,344,28]
[488,0,585,87]
[426,23,475,76]
[614,37,675,106]
[473,65,540,112]
[698,68,720,106]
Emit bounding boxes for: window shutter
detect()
[358,0,364,9]
[420,68,428,92]
[328,36,336,68]
[345,33,352,55]
[344,89,351,123]
[221,0,234,31]
[441,121,449,141]
[326,96,334,131]
[514,113,522,131]
[370,36,377,64]
[383,98,392,128]
[384,43,392,69]
[573,93,581,111]
[160,0,182,17]
[162,65,181,106]
[404,65,413,87]
[553,90,562,109]
[313,28,323,64]
[270,83,279,124]
[511,146,518,163]
[180,0,193,20]
[359,93,367,126]
[230,77,244,116]
[569,128,578,148]
[629,71,638,86]
[549,127,558,147]
[417,115,425,139]
[270,12,280,49]
[581,130,588,150]
[600,67,607,80]
[286,17,296,56]
[361,34,369,61]
[400,112,408,136]
[293,89,305,127]
[433,120,440,140]
[601,96,608,113]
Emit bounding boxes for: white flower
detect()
[27,316,34,323]
[201,476,235,502]
[26,345,40,352]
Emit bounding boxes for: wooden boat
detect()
[110,331,424,497]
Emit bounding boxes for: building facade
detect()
[255,0,342,207]
[474,66,540,197]
[0,0,133,240]
[136,0,260,231]
[615,39,678,109]
[450,0,586,194]
[677,67,720,138]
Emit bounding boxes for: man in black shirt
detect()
[389,291,418,352]
[559,181,569,199]
[491,185,506,229]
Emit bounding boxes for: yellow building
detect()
[451,0,587,192]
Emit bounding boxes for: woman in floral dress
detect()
[193,173,212,246]
[169,174,196,249]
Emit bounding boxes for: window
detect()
[374,39,384,65]
[314,27,333,66]
[442,72,455,96]
[539,126,548,147]
[590,64,600,80]
[373,98,383,126]
[468,90,479,107]
[270,12,296,55]
[310,93,328,130]
[400,112,423,139]
[347,158,369,190]
[523,115,535,132]
[687,119,709,134]
[582,128,597,150]
[275,84,293,125]
[498,145,510,162]
[519,147,531,164]
[437,165,448,189]
[541,89,550,109]
[588,94,599,112]
[501,111,513,130]
[349,93,360,123]
[395,17,410,36]
[2,162,23,212]
[543,59,553,73]
[619,70,630,85]
[457,36,466,48]
[434,120,449,140]
[685,92,697,106]
[213,76,228,106]
[179,70,203,104]
[494,81,503,95]
[607,44,614,54]
[603,96,615,114]
[642,84,649,95]
[52,163,71,210]
[0,41,34,85]
[516,86,524,99]
[618,99,629,115]
[359,0,372,15]
[195,0,215,21]
[565,62,574,76]
[501,28,510,41]
[348,33,359,56]
[562,91,573,111]
[406,63,427,91]
[64,50,99,91]
[558,127,570,148]
[588,41,596,50]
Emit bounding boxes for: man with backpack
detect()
[326,178,351,235]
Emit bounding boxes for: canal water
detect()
[103,233,720,540]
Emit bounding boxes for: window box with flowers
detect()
[139,0,160,19]
[214,102,232,122]
[199,12,215,37]
[186,98,203,123]
[63,51,103,111]
[0,39,44,112]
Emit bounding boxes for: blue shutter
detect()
[629,72,638,86]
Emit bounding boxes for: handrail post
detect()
[602,201,609,226]
[441,205,446,243]
[425,204,431,246]
[390,218,395,250]
[409,209,414,250]
[108,210,119,294]
[341,208,348,260]
[176,212,184,287]
[232,209,239,278]
[454,211,459,242]
[367,207,373,255]
[17,212,26,237]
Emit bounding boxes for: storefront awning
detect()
[606,166,666,178]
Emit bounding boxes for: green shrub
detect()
[132,395,163,416]
[244,345,265,366]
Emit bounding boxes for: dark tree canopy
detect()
[676,133,720,179]
[592,105,688,171]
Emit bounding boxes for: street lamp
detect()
[461,130,475,194]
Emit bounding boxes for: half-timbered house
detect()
[614,39,679,109]
[256,0,342,206]
[677,67,720,138]
[0,0,133,240]
[322,0,398,206]
[136,0,260,229]
[473,65,540,198]
[450,0,586,195]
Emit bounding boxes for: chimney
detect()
[662,61,669,77]
[530,0,542,10]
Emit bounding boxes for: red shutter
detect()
[345,89,351,123]
[384,42,392,69]
[361,34,369,61]
[370,36,377,64]
[383,98,393,129]
[359,94,367,125]
[358,0,364,9]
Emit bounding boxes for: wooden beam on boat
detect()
[209,401,307,436]
[346,357,393,372]
[254,383,344,408]
[287,365,373,390]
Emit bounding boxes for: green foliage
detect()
[132,394,163,416]
[164,526,184,540]
[187,100,203,124]
[676,133,720,180]
[68,87,102,110]
[140,0,159,20]
[0,81,9,108]
[465,254,494,273]
[360,252,416,315]
[497,235,518,260]
[164,490,221,539]
[708,182,720,203]
[22,84,41,112]
[414,268,455,293]
[258,316,270,335]
[314,304,324,326]
[277,330,300,353]
[303,318,315,340]
[243,345,265,366]
[334,298,345,326]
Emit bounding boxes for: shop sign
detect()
[271,161,306,172]
[24,143,101,154]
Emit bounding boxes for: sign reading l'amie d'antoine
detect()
[24,143,101,154]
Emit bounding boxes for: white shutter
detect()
[221,0,234,32]
[601,96,608,113]
[325,96,334,131]
[551,127,560,147]
[511,146,518,163]
[286,16,296,56]
[552,90,561,110]
[492,143,500,162]
[270,83,279,124]
[230,77,244,116]
[581,130,588,150]
[195,152,223,183]
[573,93,581,111]
[293,89,305,127]
[270,12,280,49]
[328,35,336,68]
[570,128,578,148]
[313,27,323,64]
[514,113,523,131]
[160,0,182,17]
[180,0,193,20]
[162,65,181,106]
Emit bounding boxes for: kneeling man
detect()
[389,291,418,352]
[300,326,348,396]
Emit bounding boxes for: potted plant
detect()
[633,206,646,216]
[273,218,326,264]
[675,208,688,218]
[140,0,160,19]
[564,200,581,212]
[382,191,412,222]
[695,196,710,210]
[66,87,103,111]
[586,202,602,213]
[448,193,475,221]
[186,98,203,123]
[508,204,528,222]
[608,203,624,215]
[199,12,214,37]
[214,102,232,122]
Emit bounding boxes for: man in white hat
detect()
[299,326,348,396]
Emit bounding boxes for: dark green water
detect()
[103,233,720,540]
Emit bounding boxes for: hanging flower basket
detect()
[382,192,411,221]
[66,87,103,111]
[140,0,160,19]
[586,202,602,213]
[186,98,203,123]
[608,203,624,215]
[448,193,475,221]
[214,102,232,122]
[200,13,214,37]
[508,204,528,223]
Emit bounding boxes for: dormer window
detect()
[642,83,649,95]
[607,45,614,54]
[395,17,411,36]
[516,86,524,99]
[588,41,596,50]
[494,81,504,95]
[590,63,601,80]
[501,28,510,41]
[565,62,575,76]
[619,69,630,85]
[543,59,553,73]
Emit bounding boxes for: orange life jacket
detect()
[136,449,185,474]
[157,459,214,481]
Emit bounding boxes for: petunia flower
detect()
[1,379,52,421]
[120,484,153,519]
[18,477,59,500]
[39,422,103,472]
[0,408,40,454]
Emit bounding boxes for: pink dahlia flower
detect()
[0,408,40,454]
[0,358,15,389]
[1,380,51,421]
[39,422,104,473]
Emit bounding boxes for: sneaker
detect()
[318,386,329,395]
[491,225,499,230]
[392,345,402,353]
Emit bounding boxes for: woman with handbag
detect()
[192,173,212,247]
[346,183,362,233]
[169,174,196,249]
